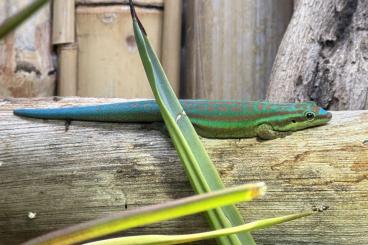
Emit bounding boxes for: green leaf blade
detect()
[0,0,49,39]
[130,6,255,244]
[23,183,266,245]
[84,212,312,245]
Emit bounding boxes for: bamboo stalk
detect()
[161,0,182,95]
[57,43,78,96]
[75,5,163,98]
[52,0,75,44]
[184,0,293,100]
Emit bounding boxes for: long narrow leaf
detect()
[0,0,49,39]
[129,1,255,244]
[23,183,266,245]
[84,212,312,245]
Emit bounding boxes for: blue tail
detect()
[14,100,164,123]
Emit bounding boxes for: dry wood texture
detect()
[0,1,55,97]
[184,0,293,100]
[267,0,368,110]
[0,98,367,244]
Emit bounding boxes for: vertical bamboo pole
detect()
[52,0,77,96]
[75,5,164,98]
[161,0,182,95]
[57,44,78,96]
[184,0,293,101]
[52,0,75,44]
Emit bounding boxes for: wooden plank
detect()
[76,5,170,98]
[184,0,293,100]
[0,98,367,244]
[0,1,55,97]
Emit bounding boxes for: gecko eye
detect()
[305,112,315,121]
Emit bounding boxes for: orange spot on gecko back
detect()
[231,107,242,112]
[197,105,206,111]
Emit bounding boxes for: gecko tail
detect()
[14,107,71,120]
[13,101,164,123]
[13,106,105,121]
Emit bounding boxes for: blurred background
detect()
[0,0,293,100]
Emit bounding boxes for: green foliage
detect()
[84,212,312,245]
[24,184,266,245]
[129,1,255,244]
[0,0,49,39]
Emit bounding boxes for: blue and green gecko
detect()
[14,100,332,140]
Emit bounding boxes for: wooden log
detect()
[184,0,293,100]
[267,0,368,110]
[0,98,367,244]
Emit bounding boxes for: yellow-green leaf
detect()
[84,212,312,245]
[129,1,255,244]
[23,183,266,245]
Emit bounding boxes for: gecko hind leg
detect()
[255,124,291,140]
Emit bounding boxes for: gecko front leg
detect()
[255,124,291,140]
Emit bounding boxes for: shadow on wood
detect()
[0,98,367,244]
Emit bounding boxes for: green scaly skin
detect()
[13,100,332,140]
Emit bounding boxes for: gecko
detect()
[13,100,332,140]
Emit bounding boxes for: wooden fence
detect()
[0,0,292,100]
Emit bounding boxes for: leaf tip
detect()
[129,0,136,19]
[129,0,147,36]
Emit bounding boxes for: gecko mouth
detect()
[324,112,332,120]
[318,108,332,121]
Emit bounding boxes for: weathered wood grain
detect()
[0,98,367,244]
[267,0,368,110]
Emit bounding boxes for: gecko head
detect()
[269,102,332,132]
